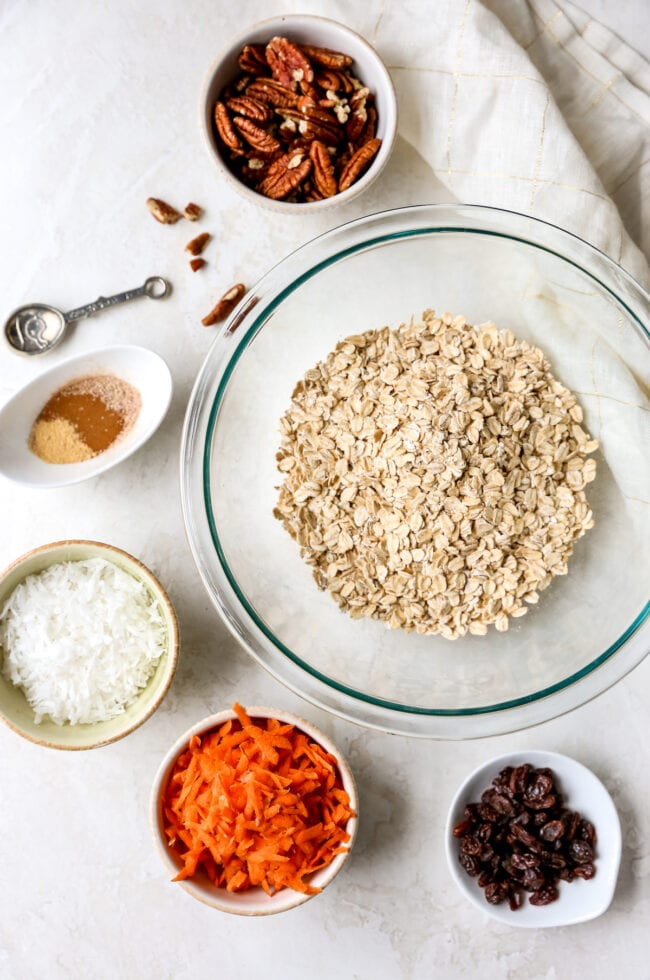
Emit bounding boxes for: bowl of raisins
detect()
[445,750,621,927]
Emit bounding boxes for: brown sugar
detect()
[29,374,141,464]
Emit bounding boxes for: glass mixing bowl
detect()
[181,205,650,738]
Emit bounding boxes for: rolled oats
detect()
[274,311,598,639]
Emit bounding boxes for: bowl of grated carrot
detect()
[150,702,358,914]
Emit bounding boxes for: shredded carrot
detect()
[163,703,355,895]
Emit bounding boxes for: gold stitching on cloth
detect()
[446,0,472,179]
[589,75,619,111]
[388,65,546,88]
[524,9,561,50]
[529,93,551,209]
[542,13,650,127]
[573,390,649,414]
[609,157,650,197]
[444,166,611,205]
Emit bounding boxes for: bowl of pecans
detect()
[200,15,397,210]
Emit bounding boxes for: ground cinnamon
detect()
[29,374,141,464]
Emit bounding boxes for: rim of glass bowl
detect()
[181,204,650,738]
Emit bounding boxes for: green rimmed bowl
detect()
[0,540,179,749]
[181,204,650,738]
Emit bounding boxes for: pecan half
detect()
[214,102,242,152]
[300,44,352,69]
[202,283,246,326]
[226,95,271,123]
[315,68,355,95]
[238,44,269,76]
[183,202,203,221]
[246,77,299,108]
[346,87,371,141]
[185,231,211,256]
[280,105,342,144]
[355,106,377,147]
[266,36,314,87]
[233,116,280,154]
[146,197,182,224]
[189,258,206,272]
[338,137,381,192]
[258,150,312,200]
[309,141,337,198]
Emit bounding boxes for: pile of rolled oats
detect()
[274,311,598,639]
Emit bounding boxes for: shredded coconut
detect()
[0,558,167,725]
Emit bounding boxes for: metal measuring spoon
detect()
[4,276,171,355]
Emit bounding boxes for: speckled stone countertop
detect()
[0,2,647,978]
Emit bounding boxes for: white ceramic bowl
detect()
[0,540,179,750]
[0,345,172,488]
[445,750,622,927]
[151,706,358,914]
[200,14,397,213]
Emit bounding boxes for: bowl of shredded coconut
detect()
[0,540,179,749]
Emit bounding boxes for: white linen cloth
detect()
[330,0,650,286]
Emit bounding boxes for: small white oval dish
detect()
[0,345,172,488]
[445,750,622,928]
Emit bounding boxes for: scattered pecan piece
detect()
[338,137,382,192]
[146,197,182,224]
[258,150,312,200]
[266,36,314,87]
[183,202,203,221]
[309,141,337,198]
[185,231,211,256]
[300,44,352,69]
[215,102,242,152]
[202,283,246,326]
[233,116,281,154]
[189,258,206,272]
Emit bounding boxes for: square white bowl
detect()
[445,750,622,927]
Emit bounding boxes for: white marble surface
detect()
[0,2,648,978]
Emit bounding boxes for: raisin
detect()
[452,818,472,838]
[508,890,523,911]
[509,764,531,796]
[573,863,596,880]
[478,870,493,888]
[524,774,554,804]
[485,882,508,905]
[526,793,557,811]
[579,819,597,847]
[459,853,480,876]
[477,822,493,842]
[569,840,594,865]
[478,802,500,823]
[460,837,482,856]
[511,852,539,871]
[530,885,559,906]
[540,820,564,842]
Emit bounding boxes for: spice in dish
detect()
[162,703,355,895]
[29,373,141,464]
[0,558,166,725]
[274,309,598,639]
[453,764,598,909]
